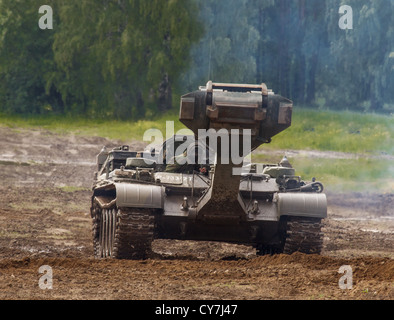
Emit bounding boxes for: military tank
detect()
[90,81,327,259]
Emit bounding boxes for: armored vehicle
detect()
[90,81,327,259]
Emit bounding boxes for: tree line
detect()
[0,0,393,119]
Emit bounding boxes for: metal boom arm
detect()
[179,81,293,222]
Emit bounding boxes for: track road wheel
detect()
[283,216,323,255]
[93,207,155,259]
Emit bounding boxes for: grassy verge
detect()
[0,111,187,142]
[1,108,392,155]
[252,154,394,193]
[1,108,393,193]
[58,186,90,193]
[271,108,394,156]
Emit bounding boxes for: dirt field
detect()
[0,127,393,300]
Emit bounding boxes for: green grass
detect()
[1,108,392,155]
[0,160,31,166]
[272,108,394,155]
[252,151,394,193]
[1,108,393,193]
[58,186,90,193]
[283,157,393,193]
[0,111,189,142]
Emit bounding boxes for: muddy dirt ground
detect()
[0,127,393,300]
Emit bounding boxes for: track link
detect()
[92,204,155,259]
[113,208,155,259]
[283,216,323,254]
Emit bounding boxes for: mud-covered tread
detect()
[92,204,102,259]
[112,208,155,259]
[92,204,155,260]
[283,217,323,255]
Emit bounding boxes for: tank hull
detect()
[90,81,327,259]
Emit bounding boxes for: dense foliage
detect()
[0,0,200,118]
[182,0,394,112]
[0,0,393,118]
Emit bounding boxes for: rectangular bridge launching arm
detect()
[179,81,293,222]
